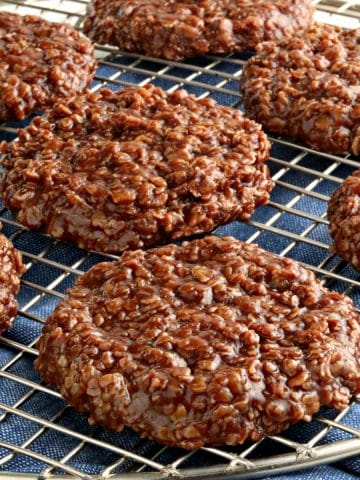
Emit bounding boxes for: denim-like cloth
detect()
[0,56,358,479]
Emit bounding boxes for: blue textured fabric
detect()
[0,54,359,479]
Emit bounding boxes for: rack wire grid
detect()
[0,0,359,479]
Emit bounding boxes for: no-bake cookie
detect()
[0,226,24,333]
[241,24,360,155]
[328,171,360,269]
[1,85,272,254]
[83,0,314,60]
[0,12,96,121]
[35,236,360,448]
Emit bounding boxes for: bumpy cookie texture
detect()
[241,24,360,155]
[0,226,24,333]
[0,12,96,122]
[83,0,314,61]
[35,236,360,449]
[328,171,360,269]
[1,84,272,254]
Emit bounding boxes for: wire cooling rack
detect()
[0,0,359,479]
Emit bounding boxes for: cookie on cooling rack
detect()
[328,170,360,269]
[0,11,96,122]
[240,23,360,155]
[83,0,314,61]
[0,84,273,254]
[0,225,24,333]
[35,235,360,449]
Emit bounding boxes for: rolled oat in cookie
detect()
[35,236,360,449]
[83,0,314,61]
[0,11,96,122]
[1,84,273,254]
[328,171,360,269]
[0,225,24,333]
[240,23,360,155]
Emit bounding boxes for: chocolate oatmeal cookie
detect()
[83,0,314,61]
[0,226,24,333]
[35,236,360,449]
[1,84,272,254]
[328,171,360,269]
[240,23,360,155]
[0,12,96,122]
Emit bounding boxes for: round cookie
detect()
[240,23,360,155]
[0,12,96,122]
[35,236,360,449]
[0,84,273,254]
[83,0,314,61]
[0,226,24,333]
[328,171,360,269]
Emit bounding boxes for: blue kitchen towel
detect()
[0,53,358,480]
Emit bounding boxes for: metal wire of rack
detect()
[0,0,359,479]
